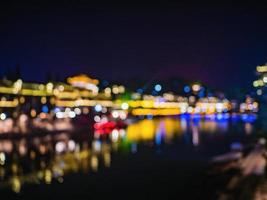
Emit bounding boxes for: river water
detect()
[0,114,261,199]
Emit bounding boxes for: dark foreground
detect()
[2,147,210,200]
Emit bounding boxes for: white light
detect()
[0,152,5,165]
[56,112,64,119]
[248,104,253,110]
[68,140,76,151]
[85,83,99,94]
[253,81,259,87]
[0,113,6,120]
[111,129,119,142]
[112,86,119,94]
[112,111,119,118]
[192,84,201,92]
[55,142,66,153]
[94,115,101,122]
[93,140,101,152]
[119,129,126,137]
[72,82,99,94]
[121,102,129,110]
[101,116,108,123]
[46,82,54,92]
[104,87,111,94]
[187,107,194,113]
[257,89,262,96]
[180,106,187,113]
[58,85,64,91]
[240,103,246,112]
[195,107,201,113]
[119,112,127,120]
[65,108,71,113]
[264,77,267,83]
[95,104,102,112]
[69,111,76,118]
[216,103,224,112]
[118,85,125,93]
[102,107,107,113]
[74,108,81,115]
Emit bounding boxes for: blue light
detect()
[223,113,230,119]
[155,131,162,145]
[192,114,201,123]
[180,113,190,120]
[147,115,153,120]
[205,114,216,120]
[42,105,49,113]
[54,107,60,113]
[102,80,109,87]
[211,113,230,122]
[230,142,243,151]
[131,143,137,153]
[231,114,240,122]
[184,86,190,93]
[198,88,205,97]
[216,113,223,121]
[137,88,143,94]
[208,93,213,97]
[152,90,158,96]
[154,84,162,92]
[241,114,257,123]
[192,114,201,119]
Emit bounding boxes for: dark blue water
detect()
[0,115,262,199]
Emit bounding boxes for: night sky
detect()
[1,1,267,90]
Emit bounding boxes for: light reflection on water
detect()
[0,116,257,193]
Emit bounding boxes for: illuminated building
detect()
[239,96,258,113]
[67,74,99,95]
[0,73,254,122]
[0,74,111,118]
[253,63,267,98]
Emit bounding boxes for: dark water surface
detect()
[0,115,261,199]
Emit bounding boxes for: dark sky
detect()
[1,1,267,90]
